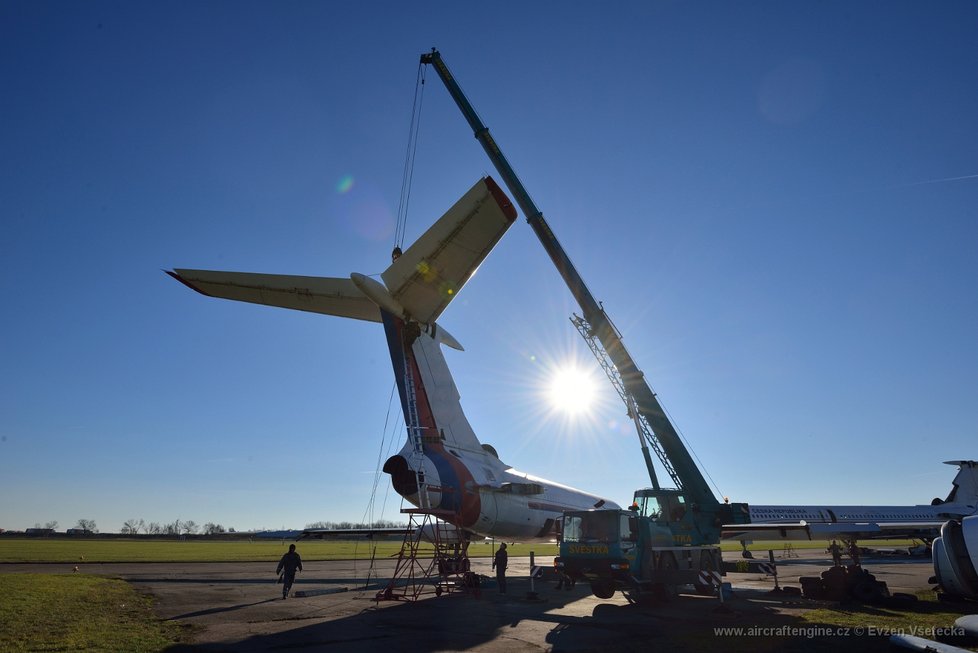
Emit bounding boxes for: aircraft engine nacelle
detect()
[931,515,978,600]
[417,521,459,543]
[382,454,444,508]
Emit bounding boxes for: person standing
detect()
[276,544,303,599]
[492,542,508,594]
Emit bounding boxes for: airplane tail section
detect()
[381,312,482,453]
[167,176,516,338]
[380,310,484,524]
[382,176,516,325]
[169,177,517,525]
[941,461,978,509]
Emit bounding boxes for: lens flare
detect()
[336,175,354,194]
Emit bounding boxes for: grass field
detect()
[0,537,921,564]
[0,538,555,563]
[800,589,970,635]
[0,574,187,652]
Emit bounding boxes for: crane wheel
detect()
[590,581,616,599]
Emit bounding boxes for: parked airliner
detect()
[720,460,978,543]
[721,461,978,598]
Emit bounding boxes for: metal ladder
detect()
[402,353,431,510]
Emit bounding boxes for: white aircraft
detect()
[720,460,978,599]
[931,511,978,601]
[721,460,978,543]
[168,177,617,543]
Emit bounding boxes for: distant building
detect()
[26,528,55,536]
[66,528,92,536]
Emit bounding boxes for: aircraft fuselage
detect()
[748,503,974,524]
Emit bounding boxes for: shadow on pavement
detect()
[170,598,281,621]
[159,584,826,653]
[163,581,581,652]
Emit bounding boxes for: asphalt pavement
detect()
[0,550,956,652]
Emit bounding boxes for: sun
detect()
[548,366,596,415]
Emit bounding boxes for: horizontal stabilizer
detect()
[167,270,381,322]
[382,176,516,325]
[167,177,514,350]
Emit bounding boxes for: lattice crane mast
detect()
[420,48,713,509]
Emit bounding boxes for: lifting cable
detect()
[394,62,427,252]
[658,397,726,501]
[356,383,403,586]
[362,384,400,524]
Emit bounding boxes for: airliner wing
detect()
[382,176,516,325]
[167,270,381,323]
[721,521,945,541]
[299,527,414,540]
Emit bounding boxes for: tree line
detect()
[119,519,234,535]
[304,520,406,530]
[32,519,99,533]
[30,519,233,535]
[25,519,406,535]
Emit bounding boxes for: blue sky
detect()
[2,1,976,533]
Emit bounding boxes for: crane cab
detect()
[632,487,708,545]
[633,488,691,524]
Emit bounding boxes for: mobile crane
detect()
[420,49,753,600]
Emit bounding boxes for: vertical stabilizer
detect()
[381,310,483,524]
[381,311,483,454]
[944,461,978,507]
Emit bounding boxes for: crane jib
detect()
[420,49,718,508]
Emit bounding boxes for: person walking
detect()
[492,542,508,594]
[276,544,303,599]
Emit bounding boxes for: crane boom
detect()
[420,49,718,509]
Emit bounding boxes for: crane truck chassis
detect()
[557,506,721,600]
[556,489,767,601]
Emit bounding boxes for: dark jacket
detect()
[277,551,303,576]
[493,548,507,572]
